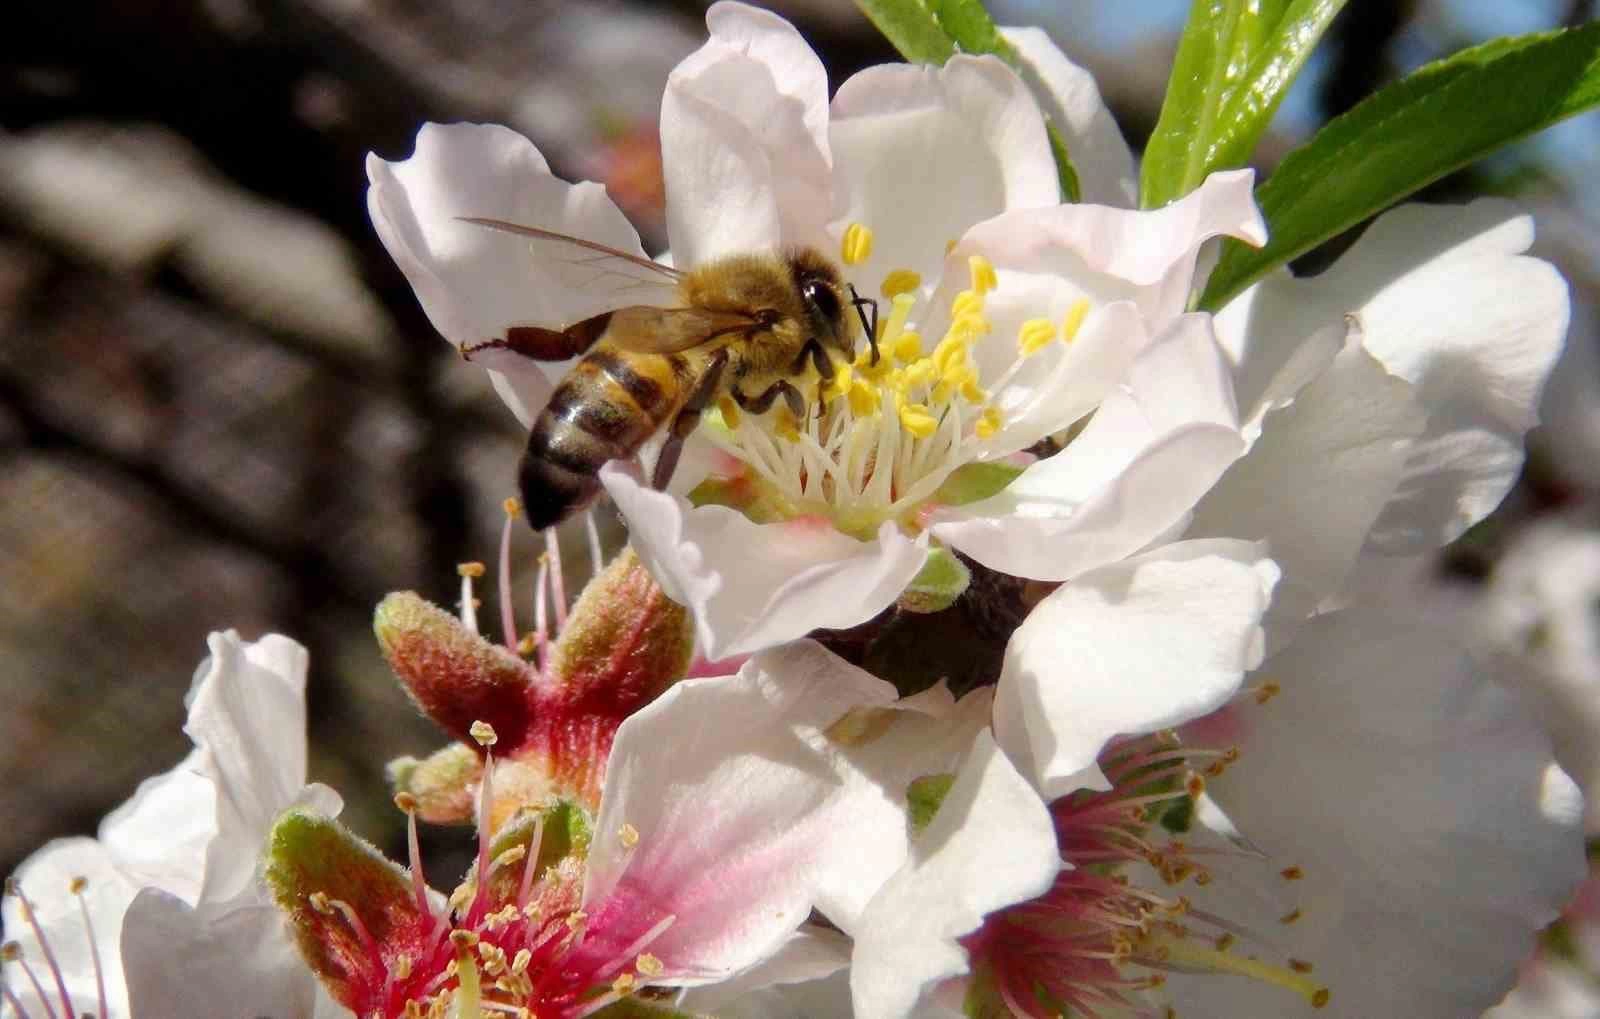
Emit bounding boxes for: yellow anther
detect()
[944,313,990,343]
[901,357,936,390]
[944,238,958,255]
[619,823,640,848]
[880,269,921,299]
[898,403,938,439]
[717,395,741,429]
[1062,298,1091,342]
[892,330,922,363]
[469,720,498,748]
[967,254,998,295]
[841,222,874,266]
[932,334,970,375]
[847,378,880,417]
[1018,317,1058,356]
[457,562,486,578]
[959,374,987,405]
[823,363,854,402]
[612,972,637,996]
[975,405,1003,439]
[950,288,984,321]
[502,497,522,519]
[636,953,665,978]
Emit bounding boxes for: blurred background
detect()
[1,0,1597,921]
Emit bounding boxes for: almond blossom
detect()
[1,632,345,1019]
[366,2,1267,658]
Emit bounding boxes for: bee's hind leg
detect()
[652,348,729,491]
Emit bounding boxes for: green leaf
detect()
[1201,21,1600,311]
[1141,0,1347,209]
[897,547,972,614]
[908,773,957,835]
[928,0,1016,60]
[933,460,1024,505]
[853,0,956,65]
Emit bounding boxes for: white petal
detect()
[580,642,900,982]
[121,893,321,1019]
[367,122,655,421]
[602,461,928,658]
[1187,325,1425,643]
[675,925,850,1015]
[1173,601,1586,1017]
[184,632,316,904]
[934,315,1244,581]
[96,754,214,905]
[828,55,1058,295]
[1,837,136,1019]
[1217,199,1567,551]
[661,1,832,266]
[931,169,1264,331]
[850,731,1060,1019]
[995,540,1277,797]
[1000,27,1136,208]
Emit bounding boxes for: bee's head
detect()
[788,249,879,365]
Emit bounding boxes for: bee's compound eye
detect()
[802,278,841,322]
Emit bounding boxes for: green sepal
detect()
[1158,794,1195,834]
[1141,0,1346,209]
[933,460,1023,506]
[552,547,694,702]
[908,773,957,836]
[469,800,593,909]
[264,809,428,1010]
[898,547,971,614]
[387,743,483,825]
[1201,20,1600,311]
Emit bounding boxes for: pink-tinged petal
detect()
[2,838,137,1019]
[579,642,901,984]
[850,731,1060,1019]
[676,925,851,1016]
[121,894,322,1019]
[1172,600,1586,1018]
[995,540,1277,798]
[933,315,1244,582]
[930,169,1263,331]
[828,54,1058,296]
[1187,325,1425,646]
[1000,27,1136,208]
[183,632,323,904]
[601,462,928,658]
[661,2,832,266]
[1215,199,1567,551]
[367,122,657,425]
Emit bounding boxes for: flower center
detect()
[962,729,1330,1017]
[698,223,1089,538]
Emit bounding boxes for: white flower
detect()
[1,632,345,1019]
[366,2,1266,658]
[849,593,1584,1018]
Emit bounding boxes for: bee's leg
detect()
[789,340,835,381]
[732,379,806,420]
[653,348,729,491]
[461,312,614,362]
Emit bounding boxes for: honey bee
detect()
[460,220,879,530]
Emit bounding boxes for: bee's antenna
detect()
[849,284,880,366]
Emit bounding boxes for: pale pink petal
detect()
[933,315,1244,581]
[661,1,832,266]
[601,462,928,658]
[1000,27,1136,207]
[850,731,1060,1019]
[995,540,1277,797]
[579,642,898,983]
[828,55,1058,297]
[1171,600,1586,1017]
[367,122,658,423]
[929,169,1263,331]
[676,925,850,1015]
[1187,325,1425,644]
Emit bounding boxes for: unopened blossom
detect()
[367,1,1266,658]
[1,632,345,1019]
[269,641,991,1018]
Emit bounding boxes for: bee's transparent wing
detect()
[460,217,683,305]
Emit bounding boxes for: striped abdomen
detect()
[520,345,686,529]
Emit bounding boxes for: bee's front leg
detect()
[790,339,835,381]
[732,379,806,420]
[652,348,730,491]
